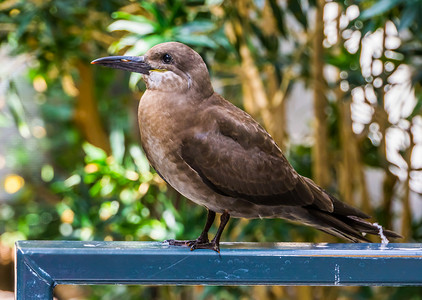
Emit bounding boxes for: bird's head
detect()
[91,42,213,97]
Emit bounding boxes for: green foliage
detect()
[108,0,223,89]
[0,0,124,67]
[46,142,184,242]
[109,3,218,52]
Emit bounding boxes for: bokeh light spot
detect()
[61,209,74,224]
[33,75,47,92]
[4,174,25,194]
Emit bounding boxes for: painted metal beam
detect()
[15,241,422,299]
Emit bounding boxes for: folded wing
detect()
[181,96,333,211]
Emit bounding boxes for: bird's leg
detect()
[190,210,216,244]
[166,210,216,247]
[190,211,230,253]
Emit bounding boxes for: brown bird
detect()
[92,42,401,252]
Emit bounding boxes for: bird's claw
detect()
[165,238,219,252]
[165,236,209,247]
[189,241,220,253]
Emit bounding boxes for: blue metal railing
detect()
[15,241,422,299]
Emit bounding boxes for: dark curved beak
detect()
[91,56,151,74]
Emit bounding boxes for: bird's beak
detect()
[91,56,151,74]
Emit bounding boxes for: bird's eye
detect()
[162,53,172,64]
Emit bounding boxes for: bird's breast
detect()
[138,91,183,169]
[137,91,213,206]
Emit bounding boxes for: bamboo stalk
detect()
[311,0,330,188]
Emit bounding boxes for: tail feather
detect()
[308,209,371,242]
[305,191,402,242]
[345,215,402,239]
[331,198,370,219]
[303,176,369,219]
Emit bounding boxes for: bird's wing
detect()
[181,96,331,209]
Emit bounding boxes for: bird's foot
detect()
[165,236,220,252]
[189,241,220,253]
[165,236,209,248]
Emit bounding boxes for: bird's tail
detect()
[309,206,402,243]
[303,179,402,243]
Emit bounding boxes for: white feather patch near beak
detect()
[146,70,189,92]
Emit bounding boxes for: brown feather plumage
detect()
[92,42,401,251]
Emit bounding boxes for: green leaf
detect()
[64,174,81,188]
[83,143,107,162]
[129,145,150,174]
[141,2,167,29]
[15,10,35,40]
[108,35,140,53]
[7,92,30,138]
[175,34,217,48]
[111,11,156,27]
[177,20,216,34]
[124,35,165,56]
[89,180,103,197]
[108,20,155,35]
[398,3,418,31]
[110,129,125,165]
[360,0,402,20]
[129,72,143,91]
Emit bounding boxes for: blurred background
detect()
[1,0,422,299]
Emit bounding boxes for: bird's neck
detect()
[143,72,214,99]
